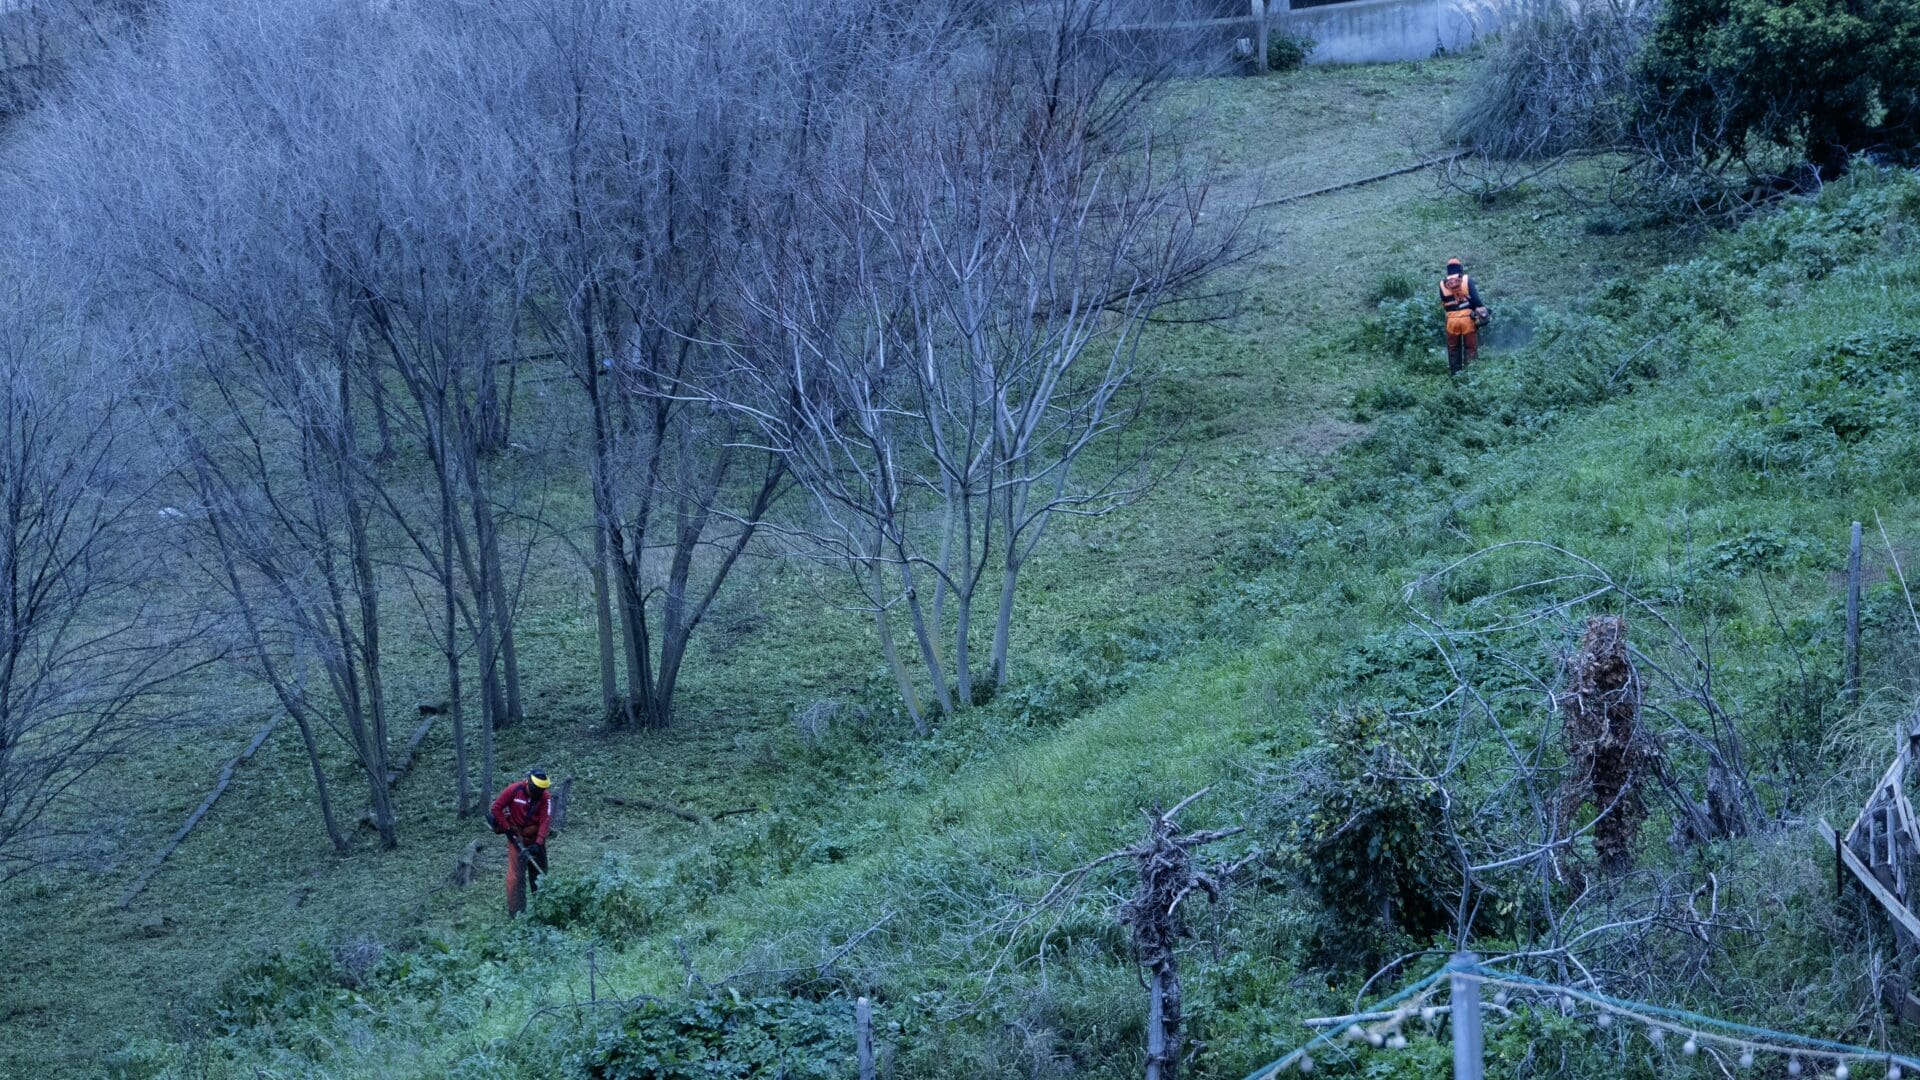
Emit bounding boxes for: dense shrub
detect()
[576,994,856,1080]
[212,941,354,1037]
[1266,31,1314,72]
[1366,268,1421,305]
[1376,293,1440,361]
[999,617,1186,725]
[1350,377,1418,420]
[1638,0,1920,176]
[529,853,666,945]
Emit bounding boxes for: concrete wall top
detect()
[1280,0,1517,64]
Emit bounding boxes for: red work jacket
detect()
[490,780,553,845]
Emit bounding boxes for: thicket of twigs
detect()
[1444,0,1652,163]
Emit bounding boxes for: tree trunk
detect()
[991,555,1020,690]
[954,582,975,706]
[897,551,953,718]
[339,363,396,849]
[370,366,396,465]
[585,361,635,727]
[451,383,522,735]
[347,522,395,846]
[653,632,687,730]
[448,636,469,816]
[194,454,347,854]
[1145,965,1171,1080]
[611,540,653,727]
[872,559,926,736]
[292,704,347,854]
[592,531,618,721]
[951,482,981,706]
[461,514,500,804]
[441,471,470,817]
[490,547,524,726]
[288,639,344,852]
[442,433,499,805]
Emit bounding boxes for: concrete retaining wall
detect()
[1279,0,1517,64]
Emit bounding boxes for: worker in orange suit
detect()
[488,769,553,917]
[1440,257,1490,375]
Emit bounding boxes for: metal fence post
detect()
[1451,953,1483,1080]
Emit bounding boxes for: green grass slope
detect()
[18,58,1920,1080]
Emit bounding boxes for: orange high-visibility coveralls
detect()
[1441,272,1481,373]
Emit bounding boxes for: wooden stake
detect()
[1451,953,1483,1080]
[1848,520,1864,706]
[856,996,876,1080]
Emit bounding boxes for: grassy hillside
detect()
[18,55,1920,1079]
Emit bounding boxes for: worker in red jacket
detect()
[488,769,553,917]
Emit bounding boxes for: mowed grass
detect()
[2,57,1693,1077]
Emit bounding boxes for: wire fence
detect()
[1243,955,1920,1078]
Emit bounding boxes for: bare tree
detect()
[24,0,432,849]
[0,271,204,880]
[494,0,823,729]
[0,0,151,128]
[728,0,1248,722]
[321,10,553,805]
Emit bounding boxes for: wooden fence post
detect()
[857,996,876,1080]
[1848,520,1864,706]
[1252,0,1268,72]
[1451,953,1484,1080]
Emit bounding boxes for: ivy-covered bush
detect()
[1279,709,1458,969]
[1266,31,1315,72]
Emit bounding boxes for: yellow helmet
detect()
[528,770,551,789]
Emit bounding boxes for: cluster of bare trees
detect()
[0,0,149,128]
[716,4,1247,730]
[0,0,1242,856]
[0,260,207,881]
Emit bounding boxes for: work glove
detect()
[487,810,505,834]
[528,843,547,870]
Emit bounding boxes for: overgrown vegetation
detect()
[16,25,1920,1080]
[81,153,1920,1080]
[1449,0,1920,211]
[1445,0,1650,161]
[1640,0,1920,177]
